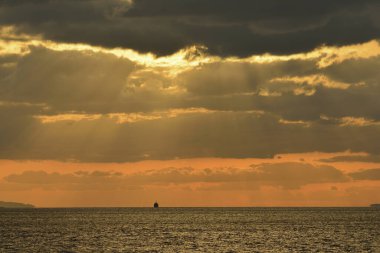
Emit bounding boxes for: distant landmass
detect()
[0,201,35,208]
[370,204,380,208]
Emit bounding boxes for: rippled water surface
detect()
[1,207,379,252]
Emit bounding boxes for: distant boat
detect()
[153,201,159,208]
[370,204,380,208]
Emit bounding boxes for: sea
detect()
[0,207,379,252]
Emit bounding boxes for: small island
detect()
[0,201,35,209]
[370,204,380,208]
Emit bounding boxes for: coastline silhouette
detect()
[0,201,34,208]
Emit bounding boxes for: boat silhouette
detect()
[153,201,159,208]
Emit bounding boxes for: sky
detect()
[0,0,380,207]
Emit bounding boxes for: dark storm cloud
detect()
[1,0,380,56]
[349,168,380,180]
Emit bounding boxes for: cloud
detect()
[1,47,136,112]
[0,104,40,155]
[3,45,380,119]
[320,154,380,163]
[1,0,380,56]
[1,1,380,208]
[2,162,348,190]
[3,170,133,190]
[247,162,348,189]
[0,104,379,162]
[179,56,380,122]
[179,59,315,96]
[349,168,380,180]
[0,43,380,162]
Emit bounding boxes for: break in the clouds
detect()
[1,0,380,56]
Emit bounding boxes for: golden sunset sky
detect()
[0,0,380,207]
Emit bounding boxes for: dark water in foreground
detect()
[0,208,379,252]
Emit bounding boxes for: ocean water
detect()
[0,208,379,252]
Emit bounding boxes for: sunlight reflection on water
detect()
[0,207,379,252]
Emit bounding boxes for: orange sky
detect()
[1,152,379,207]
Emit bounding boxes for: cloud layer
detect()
[0,43,380,161]
[3,161,380,193]
[0,2,380,162]
[1,0,380,56]
[2,162,350,191]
